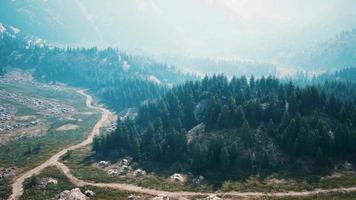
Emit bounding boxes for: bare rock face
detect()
[57,188,88,200]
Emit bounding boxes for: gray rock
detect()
[57,188,88,200]
[84,190,95,197]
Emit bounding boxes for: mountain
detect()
[0,0,99,44]
[0,23,194,110]
[94,75,356,178]
[286,29,356,71]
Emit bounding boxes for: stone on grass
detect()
[57,188,88,200]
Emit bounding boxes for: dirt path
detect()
[8,89,114,200]
[9,90,356,199]
[56,160,356,199]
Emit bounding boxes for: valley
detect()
[1,1,356,199]
[3,72,356,200]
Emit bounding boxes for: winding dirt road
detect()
[9,89,356,199]
[9,90,113,200]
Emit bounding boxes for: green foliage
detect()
[94,75,356,177]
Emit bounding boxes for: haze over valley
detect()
[0,1,356,200]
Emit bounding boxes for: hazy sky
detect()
[1,0,356,61]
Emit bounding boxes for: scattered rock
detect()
[206,195,222,200]
[84,190,95,197]
[57,188,88,200]
[134,169,146,177]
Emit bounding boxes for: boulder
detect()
[134,169,146,177]
[121,159,129,165]
[127,194,137,200]
[48,178,58,185]
[84,190,95,197]
[206,195,221,200]
[170,173,185,182]
[98,161,110,168]
[58,188,89,200]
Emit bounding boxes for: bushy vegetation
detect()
[94,75,356,177]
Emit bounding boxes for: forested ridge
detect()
[0,23,194,110]
[94,75,356,177]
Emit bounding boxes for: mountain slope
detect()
[0,23,194,110]
[286,29,356,70]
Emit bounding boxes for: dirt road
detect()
[56,160,356,199]
[9,89,356,199]
[8,89,114,200]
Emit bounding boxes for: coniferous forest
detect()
[93,75,356,177]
